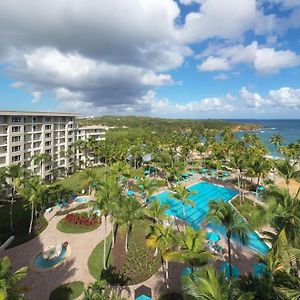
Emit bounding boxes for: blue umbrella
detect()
[206,232,220,242]
[180,267,192,277]
[135,295,152,300]
[127,190,135,196]
[220,262,239,279]
[257,186,265,191]
[253,263,267,278]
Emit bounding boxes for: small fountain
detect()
[32,242,69,271]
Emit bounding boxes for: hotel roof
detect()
[0,110,78,116]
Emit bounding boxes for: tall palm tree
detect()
[6,163,27,233]
[206,200,250,278]
[30,152,51,179]
[269,134,283,152]
[80,168,97,194]
[275,160,300,193]
[146,223,176,288]
[248,156,271,187]
[145,199,169,224]
[137,178,158,200]
[181,265,253,300]
[0,256,28,300]
[114,197,144,252]
[171,185,197,230]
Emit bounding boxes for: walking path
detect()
[2,211,111,300]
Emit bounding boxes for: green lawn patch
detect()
[49,281,84,300]
[55,166,105,192]
[57,213,101,234]
[119,220,161,285]
[88,234,112,279]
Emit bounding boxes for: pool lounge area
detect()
[150,181,269,254]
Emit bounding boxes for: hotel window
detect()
[45,165,51,171]
[12,145,21,152]
[45,124,52,130]
[12,126,21,132]
[45,133,52,138]
[45,149,51,154]
[12,117,21,123]
[12,155,21,162]
[45,117,52,122]
[12,136,21,143]
[45,141,51,146]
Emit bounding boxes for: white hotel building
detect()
[0,111,77,181]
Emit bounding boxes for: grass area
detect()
[0,199,48,247]
[119,220,161,285]
[88,234,112,279]
[49,281,84,300]
[56,166,105,192]
[57,218,100,234]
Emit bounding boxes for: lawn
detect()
[49,281,84,300]
[0,199,48,247]
[56,166,105,192]
[88,234,112,279]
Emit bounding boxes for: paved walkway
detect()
[2,210,111,300]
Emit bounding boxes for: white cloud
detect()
[31,91,42,103]
[255,48,300,73]
[141,72,175,86]
[213,73,229,80]
[197,56,230,71]
[240,86,300,110]
[198,41,300,74]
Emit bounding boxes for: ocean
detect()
[226,119,300,156]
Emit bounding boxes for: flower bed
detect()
[57,212,101,233]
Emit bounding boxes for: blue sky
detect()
[0,0,300,119]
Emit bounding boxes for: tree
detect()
[167,226,213,270]
[248,156,271,187]
[206,201,250,278]
[275,160,300,193]
[145,200,170,224]
[5,163,27,233]
[30,152,51,180]
[0,256,28,300]
[137,178,158,200]
[181,265,253,300]
[81,168,97,194]
[171,185,196,230]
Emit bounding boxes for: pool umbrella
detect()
[206,232,220,242]
[253,263,267,278]
[127,190,135,196]
[135,285,152,300]
[257,186,265,191]
[220,262,239,279]
[180,267,192,277]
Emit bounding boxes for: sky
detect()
[0,0,300,119]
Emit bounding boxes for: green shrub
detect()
[55,203,91,216]
[49,281,84,300]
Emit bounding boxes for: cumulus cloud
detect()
[197,57,231,71]
[213,73,229,80]
[240,86,300,110]
[198,41,300,74]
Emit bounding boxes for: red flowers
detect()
[64,213,101,227]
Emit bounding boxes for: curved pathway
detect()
[2,209,111,300]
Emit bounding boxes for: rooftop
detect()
[0,110,78,117]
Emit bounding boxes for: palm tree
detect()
[81,168,97,194]
[137,178,158,200]
[248,156,271,187]
[146,223,176,288]
[30,152,51,179]
[167,226,213,270]
[0,256,28,300]
[114,197,144,252]
[171,185,197,230]
[6,163,26,233]
[206,200,250,278]
[269,134,283,152]
[275,160,300,193]
[145,199,169,224]
[181,265,253,300]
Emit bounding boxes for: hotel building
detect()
[0,111,77,181]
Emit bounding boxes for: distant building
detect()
[0,110,76,181]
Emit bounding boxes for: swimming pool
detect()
[75,196,89,203]
[151,181,269,254]
[151,182,238,228]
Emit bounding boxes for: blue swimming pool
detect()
[75,196,89,203]
[151,182,238,228]
[151,181,269,254]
